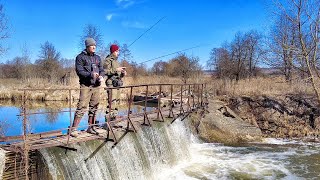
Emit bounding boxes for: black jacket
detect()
[75,50,105,87]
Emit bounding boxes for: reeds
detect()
[207,75,313,98]
[0,75,314,101]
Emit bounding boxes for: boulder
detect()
[190,99,262,145]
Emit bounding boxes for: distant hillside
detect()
[203,68,282,76]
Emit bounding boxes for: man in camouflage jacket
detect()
[104,44,126,120]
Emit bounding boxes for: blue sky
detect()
[2,0,272,68]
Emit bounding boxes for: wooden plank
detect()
[0,130,62,142]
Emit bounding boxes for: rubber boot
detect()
[69,117,81,137]
[87,116,99,135]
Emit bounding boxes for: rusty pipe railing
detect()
[5,83,207,145]
[0,82,209,180]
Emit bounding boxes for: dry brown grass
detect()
[0,76,205,101]
[0,75,314,101]
[206,75,313,98]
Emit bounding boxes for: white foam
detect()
[156,139,320,179]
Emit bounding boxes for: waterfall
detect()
[0,148,5,178]
[39,119,192,180]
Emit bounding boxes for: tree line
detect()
[0,28,202,84]
[0,41,202,84]
[207,0,319,83]
[206,0,320,105]
[0,0,318,88]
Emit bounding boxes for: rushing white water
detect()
[0,148,5,178]
[38,119,320,180]
[39,119,192,180]
[158,138,320,180]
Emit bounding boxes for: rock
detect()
[226,95,320,138]
[191,99,262,145]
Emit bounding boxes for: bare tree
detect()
[209,30,263,81]
[35,41,63,82]
[119,43,133,62]
[208,47,233,78]
[243,30,263,77]
[79,24,104,50]
[230,32,248,81]
[167,54,202,83]
[273,0,320,105]
[1,44,33,79]
[268,12,299,82]
[151,60,168,75]
[19,43,34,80]
[0,4,9,55]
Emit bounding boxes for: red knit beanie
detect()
[110,44,119,53]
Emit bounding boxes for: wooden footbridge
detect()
[0,83,208,179]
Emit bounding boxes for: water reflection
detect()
[0,100,157,136]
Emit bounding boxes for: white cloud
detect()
[106,14,114,21]
[122,21,147,29]
[116,0,135,9]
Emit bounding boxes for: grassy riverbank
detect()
[0,75,314,101]
[0,75,318,139]
[0,75,207,101]
[208,76,313,98]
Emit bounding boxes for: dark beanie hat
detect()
[85,38,96,47]
[110,44,119,53]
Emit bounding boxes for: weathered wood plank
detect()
[0,130,62,142]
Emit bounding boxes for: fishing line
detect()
[138,44,208,64]
[128,16,166,48]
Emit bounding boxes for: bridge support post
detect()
[142,85,151,126]
[126,87,136,132]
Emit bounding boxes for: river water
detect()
[160,138,320,179]
[1,103,320,179]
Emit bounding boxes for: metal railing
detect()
[0,83,208,180]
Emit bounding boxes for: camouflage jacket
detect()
[104,54,121,77]
[104,54,122,86]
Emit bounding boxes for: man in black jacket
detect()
[69,38,105,137]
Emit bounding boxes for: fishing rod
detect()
[138,44,207,64]
[128,16,166,48]
[122,16,207,65]
[121,16,165,63]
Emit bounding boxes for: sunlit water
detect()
[1,103,320,179]
[0,102,155,136]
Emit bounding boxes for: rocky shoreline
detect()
[226,95,320,138]
[190,94,320,144]
[190,99,262,145]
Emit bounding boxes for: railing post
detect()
[66,89,72,149]
[156,84,164,122]
[201,84,204,106]
[197,84,200,108]
[188,84,191,112]
[168,84,175,118]
[108,88,113,121]
[192,84,196,109]
[142,85,151,126]
[22,90,29,180]
[126,86,136,132]
[127,87,133,118]
[157,85,160,119]
[179,84,184,115]
[105,87,117,142]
